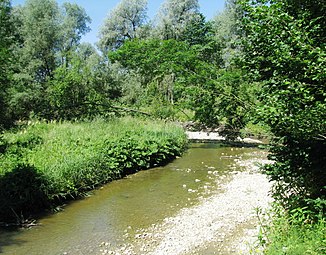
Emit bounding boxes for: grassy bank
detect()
[256,206,326,255]
[0,117,188,223]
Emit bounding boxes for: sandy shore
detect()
[101,153,273,255]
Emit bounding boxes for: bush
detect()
[239,0,326,215]
[0,164,49,223]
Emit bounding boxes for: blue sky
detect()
[11,0,226,45]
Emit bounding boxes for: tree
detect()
[47,42,124,119]
[239,0,326,213]
[154,0,200,40]
[17,0,60,83]
[59,2,91,66]
[8,0,91,120]
[212,0,242,67]
[109,38,208,105]
[98,0,148,53]
[0,0,13,128]
[178,13,211,46]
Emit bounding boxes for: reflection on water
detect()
[0,143,258,255]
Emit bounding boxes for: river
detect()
[0,143,271,255]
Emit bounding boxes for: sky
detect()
[11,0,226,45]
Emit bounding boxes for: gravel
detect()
[101,153,273,255]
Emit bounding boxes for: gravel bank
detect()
[186,131,263,145]
[101,153,273,255]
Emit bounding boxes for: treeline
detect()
[0,0,257,139]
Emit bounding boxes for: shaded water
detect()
[0,144,259,255]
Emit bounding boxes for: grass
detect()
[0,117,188,222]
[254,206,326,255]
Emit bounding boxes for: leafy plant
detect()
[239,0,326,214]
[0,118,187,222]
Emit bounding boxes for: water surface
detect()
[0,143,258,255]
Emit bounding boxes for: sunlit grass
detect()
[0,117,187,221]
[254,206,326,255]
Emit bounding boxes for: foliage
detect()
[0,118,187,222]
[0,0,14,128]
[255,205,326,255]
[13,0,60,83]
[154,0,200,40]
[109,38,207,105]
[109,36,258,137]
[110,39,200,81]
[7,0,91,121]
[46,51,115,119]
[212,0,243,67]
[178,13,209,46]
[190,69,261,140]
[239,0,326,213]
[58,2,91,66]
[0,164,49,223]
[240,122,271,139]
[98,0,148,53]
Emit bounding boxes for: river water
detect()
[0,143,263,255]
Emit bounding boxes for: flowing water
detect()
[0,143,262,255]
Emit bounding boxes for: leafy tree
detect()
[98,0,148,53]
[212,0,242,67]
[7,0,61,120]
[109,38,207,104]
[16,0,60,83]
[47,42,125,119]
[59,2,91,66]
[198,69,261,138]
[239,0,326,213]
[8,0,91,120]
[154,0,200,40]
[0,0,14,128]
[179,13,211,46]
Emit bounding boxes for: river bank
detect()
[99,150,273,255]
[0,117,187,223]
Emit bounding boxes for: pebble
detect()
[103,155,272,255]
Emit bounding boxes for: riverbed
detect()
[0,143,272,255]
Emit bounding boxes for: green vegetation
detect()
[0,0,325,251]
[255,205,326,255]
[239,0,325,217]
[238,0,326,252]
[265,220,325,255]
[0,118,187,222]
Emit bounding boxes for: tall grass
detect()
[255,206,326,255]
[0,117,187,222]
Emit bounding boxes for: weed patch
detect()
[0,118,187,222]
[254,206,326,255]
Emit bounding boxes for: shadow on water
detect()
[0,143,261,255]
[0,227,25,254]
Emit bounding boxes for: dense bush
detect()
[239,0,326,214]
[0,164,49,223]
[0,118,187,222]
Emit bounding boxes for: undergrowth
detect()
[0,117,187,223]
[253,205,326,255]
